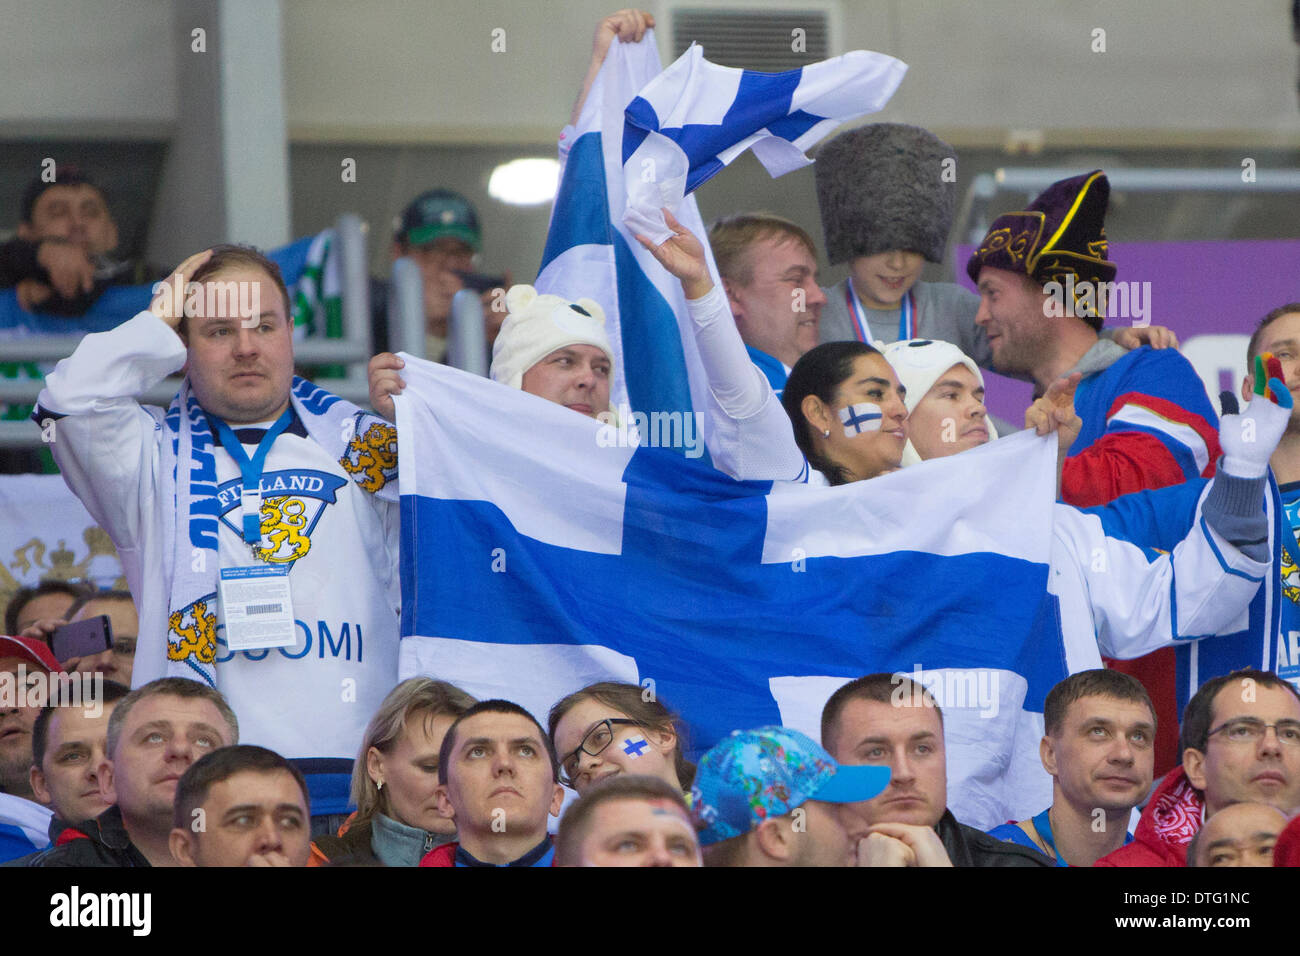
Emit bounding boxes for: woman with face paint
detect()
[779,341,911,485]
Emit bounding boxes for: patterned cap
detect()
[965,170,1117,319]
[394,188,481,250]
[690,726,890,846]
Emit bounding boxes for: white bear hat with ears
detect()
[882,337,999,467]
[489,284,617,393]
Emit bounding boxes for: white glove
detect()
[1220,373,1292,478]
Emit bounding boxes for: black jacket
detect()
[24,805,150,867]
[310,818,380,867]
[937,810,1053,867]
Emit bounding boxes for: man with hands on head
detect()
[34,245,402,815]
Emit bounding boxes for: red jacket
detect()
[1094,768,1202,867]
[420,842,457,867]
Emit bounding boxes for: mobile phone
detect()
[50,615,114,663]
[453,270,508,294]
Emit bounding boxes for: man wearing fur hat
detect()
[967,170,1225,775]
[369,284,617,422]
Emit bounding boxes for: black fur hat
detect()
[814,123,956,265]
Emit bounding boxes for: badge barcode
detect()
[246,603,283,615]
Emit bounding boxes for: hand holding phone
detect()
[50,615,114,665]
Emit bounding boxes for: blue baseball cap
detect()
[690,726,890,846]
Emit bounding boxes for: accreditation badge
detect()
[218,565,296,651]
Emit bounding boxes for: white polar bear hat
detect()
[882,338,999,467]
[489,284,617,393]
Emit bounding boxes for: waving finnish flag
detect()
[395,356,1071,829]
[536,33,905,460]
[622,44,907,243]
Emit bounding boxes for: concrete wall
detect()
[2,0,1296,142]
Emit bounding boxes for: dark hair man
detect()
[420,700,564,867]
[169,745,311,867]
[0,167,144,316]
[26,680,130,853]
[821,673,1053,867]
[987,670,1156,866]
[4,580,89,636]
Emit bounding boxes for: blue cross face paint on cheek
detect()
[840,403,882,437]
[623,734,649,757]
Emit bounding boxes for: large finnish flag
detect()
[536,34,905,452]
[395,357,1068,829]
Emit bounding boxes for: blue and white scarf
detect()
[161,376,397,685]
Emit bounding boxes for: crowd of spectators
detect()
[1,7,1297,869]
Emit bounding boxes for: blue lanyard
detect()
[213,408,294,544]
[1031,808,1058,860]
[845,278,915,344]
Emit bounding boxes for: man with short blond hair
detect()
[707,213,826,397]
[26,677,238,867]
[822,673,1052,867]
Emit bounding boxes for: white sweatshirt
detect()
[37,312,400,761]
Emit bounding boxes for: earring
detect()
[376,780,384,792]
[822,429,830,438]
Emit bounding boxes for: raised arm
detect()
[635,209,806,481]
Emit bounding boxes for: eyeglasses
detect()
[1205,718,1300,747]
[560,718,641,786]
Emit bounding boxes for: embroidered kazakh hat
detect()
[965,170,1117,320]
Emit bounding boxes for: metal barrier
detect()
[447,289,488,378]
[388,257,490,378]
[0,213,376,449]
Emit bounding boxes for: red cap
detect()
[0,635,62,674]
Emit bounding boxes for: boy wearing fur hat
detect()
[816,124,983,358]
[368,285,617,422]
